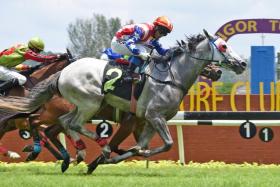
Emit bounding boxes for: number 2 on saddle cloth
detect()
[101,59,146,102]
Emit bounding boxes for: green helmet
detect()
[28,37,45,51]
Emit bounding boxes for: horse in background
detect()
[0,53,74,161]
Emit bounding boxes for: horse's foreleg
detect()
[140,115,173,157]
[87,114,139,174]
[87,150,136,175]
[87,112,158,174]
[88,122,155,173]
[109,114,137,153]
[42,125,64,160]
[44,124,72,172]
[61,107,111,157]
[63,128,87,164]
[42,139,63,160]
[132,121,145,143]
[26,116,42,161]
[106,123,156,163]
[71,125,112,159]
[135,122,155,149]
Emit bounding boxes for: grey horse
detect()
[0,30,246,171]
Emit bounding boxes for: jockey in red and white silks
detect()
[111,16,173,63]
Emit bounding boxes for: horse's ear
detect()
[176,40,182,47]
[203,29,214,40]
[181,40,186,46]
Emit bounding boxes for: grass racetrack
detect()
[1,160,280,187]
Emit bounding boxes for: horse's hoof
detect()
[128,146,141,153]
[76,155,84,164]
[25,152,39,161]
[113,149,128,155]
[102,145,111,159]
[138,149,151,157]
[76,149,86,164]
[61,157,70,173]
[87,155,105,175]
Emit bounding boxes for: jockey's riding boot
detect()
[124,63,141,83]
[0,78,20,96]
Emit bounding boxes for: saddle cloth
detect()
[102,60,146,101]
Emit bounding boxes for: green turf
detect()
[0,160,280,187]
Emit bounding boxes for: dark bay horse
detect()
[0,57,72,160]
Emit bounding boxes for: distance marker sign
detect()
[239,121,257,139]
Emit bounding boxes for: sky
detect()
[1,0,280,59]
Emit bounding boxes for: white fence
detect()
[89,111,280,165]
[89,111,280,164]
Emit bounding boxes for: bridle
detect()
[188,38,232,68]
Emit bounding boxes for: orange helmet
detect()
[153,16,173,32]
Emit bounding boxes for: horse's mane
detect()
[170,34,206,57]
[186,34,206,52]
[30,60,68,81]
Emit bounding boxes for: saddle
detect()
[102,60,146,101]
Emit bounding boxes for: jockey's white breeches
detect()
[111,37,149,56]
[0,66,26,85]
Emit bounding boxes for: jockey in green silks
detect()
[0,37,66,94]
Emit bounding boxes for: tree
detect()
[67,14,121,58]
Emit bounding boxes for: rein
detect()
[145,73,186,93]
[24,55,73,90]
[143,49,187,93]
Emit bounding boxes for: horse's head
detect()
[202,29,247,74]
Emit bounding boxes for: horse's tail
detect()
[0,72,61,113]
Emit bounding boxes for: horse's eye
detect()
[218,44,227,52]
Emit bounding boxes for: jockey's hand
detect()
[138,52,151,61]
[55,53,68,61]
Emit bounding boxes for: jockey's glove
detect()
[55,53,68,61]
[138,52,151,61]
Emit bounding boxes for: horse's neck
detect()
[170,51,210,93]
[30,60,67,85]
[24,78,36,89]
[145,60,171,80]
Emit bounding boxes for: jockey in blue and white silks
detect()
[111,16,173,68]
